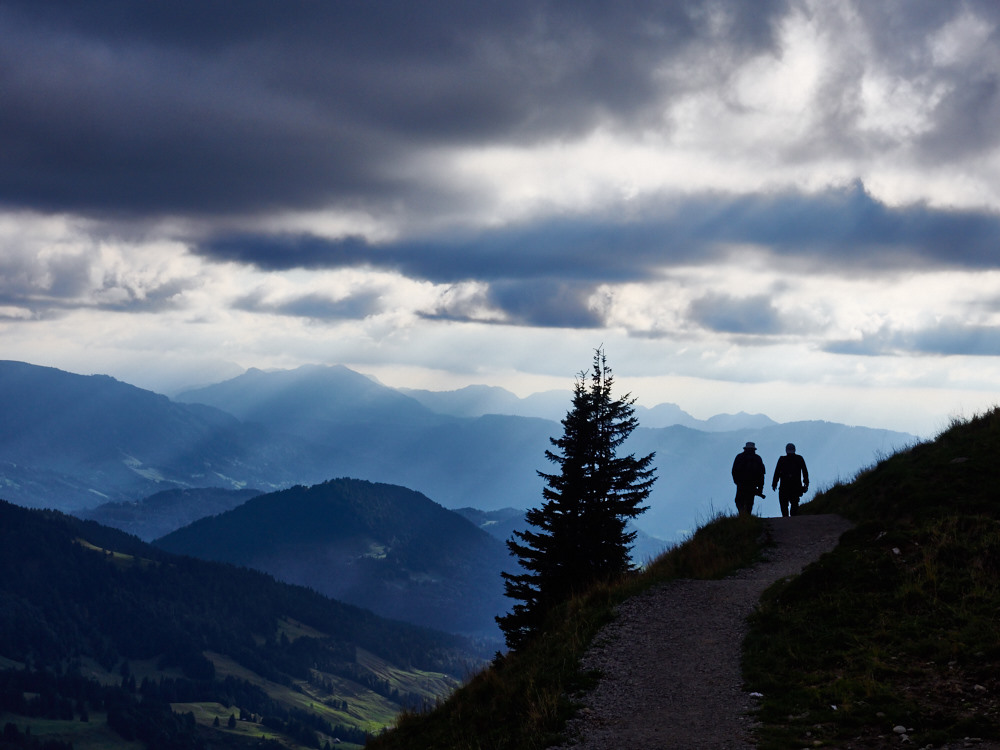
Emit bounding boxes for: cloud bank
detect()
[2,0,1000,434]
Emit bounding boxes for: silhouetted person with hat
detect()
[772,442,809,517]
[731,441,765,516]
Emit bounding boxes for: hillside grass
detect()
[367,511,767,750]
[744,408,1000,749]
[370,408,1000,750]
[0,711,144,750]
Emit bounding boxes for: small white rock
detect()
[894,725,907,734]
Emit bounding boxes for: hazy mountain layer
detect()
[79,486,263,541]
[402,383,778,430]
[0,361,915,543]
[175,364,914,539]
[0,360,329,510]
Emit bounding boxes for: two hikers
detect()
[731,441,809,517]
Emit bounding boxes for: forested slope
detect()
[0,500,483,749]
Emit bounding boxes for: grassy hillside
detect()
[744,409,1000,749]
[368,512,767,750]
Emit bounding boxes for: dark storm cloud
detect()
[0,0,790,219]
[687,293,785,335]
[420,280,604,328]
[825,322,1000,357]
[484,280,605,328]
[199,219,672,282]
[419,279,604,328]
[234,290,383,321]
[197,183,1000,284]
[701,182,1000,270]
[3,1,998,221]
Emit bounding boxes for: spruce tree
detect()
[497,349,656,650]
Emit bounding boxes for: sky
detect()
[2,0,1000,438]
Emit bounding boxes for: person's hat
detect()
[744,441,756,450]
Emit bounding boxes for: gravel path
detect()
[550,514,855,750]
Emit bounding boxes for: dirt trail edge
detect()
[550,514,855,750]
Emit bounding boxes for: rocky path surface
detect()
[550,514,855,750]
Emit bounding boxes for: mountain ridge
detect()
[0,360,915,543]
[401,382,777,430]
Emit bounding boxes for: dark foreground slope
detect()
[367,409,1000,750]
[368,513,769,750]
[0,499,483,749]
[155,479,510,637]
[744,409,1000,749]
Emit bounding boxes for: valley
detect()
[0,359,920,748]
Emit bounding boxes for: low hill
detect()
[0,498,482,749]
[155,478,511,637]
[79,486,263,541]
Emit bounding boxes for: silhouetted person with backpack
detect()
[731,441,765,516]
[772,442,809,517]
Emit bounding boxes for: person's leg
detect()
[735,487,752,516]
